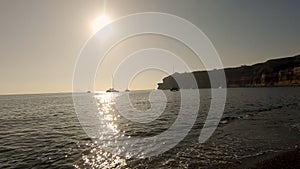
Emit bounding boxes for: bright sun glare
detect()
[92,15,112,33]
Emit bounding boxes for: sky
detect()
[0,0,300,94]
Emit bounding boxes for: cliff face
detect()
[157,55,300,89]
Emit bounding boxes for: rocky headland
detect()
[157,55,300,89]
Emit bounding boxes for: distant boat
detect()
[87,91,91,93]
[106,88,119,92]
[170,87,179,92]
[106,75,119,93]
[125,88,130,92]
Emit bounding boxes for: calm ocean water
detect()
[0,88,300,168]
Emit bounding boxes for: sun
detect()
[92,15,112,33]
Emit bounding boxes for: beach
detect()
[216,105,300,168]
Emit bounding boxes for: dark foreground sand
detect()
[216,105,300,169]
[252,148,300,169]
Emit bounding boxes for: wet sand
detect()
[252,148,300,169]
[217,105,300,168]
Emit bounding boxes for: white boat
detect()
[106,75,119,92]
[106,88,119,92]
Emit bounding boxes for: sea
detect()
[0,87,300,169]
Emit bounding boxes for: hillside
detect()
[157,55,300,89]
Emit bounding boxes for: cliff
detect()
[157,55,300,89]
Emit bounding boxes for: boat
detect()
[170,87,179,92]
[125,88,130,92]
[106,88,119,92]
[106,75,119,92]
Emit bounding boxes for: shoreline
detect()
[242,148,300,169]
[215,104,300,168]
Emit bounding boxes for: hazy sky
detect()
[1,0,300,94]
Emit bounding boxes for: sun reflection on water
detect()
[96,93,120,134]
[74,142,128,169]
[74,93,129,168]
